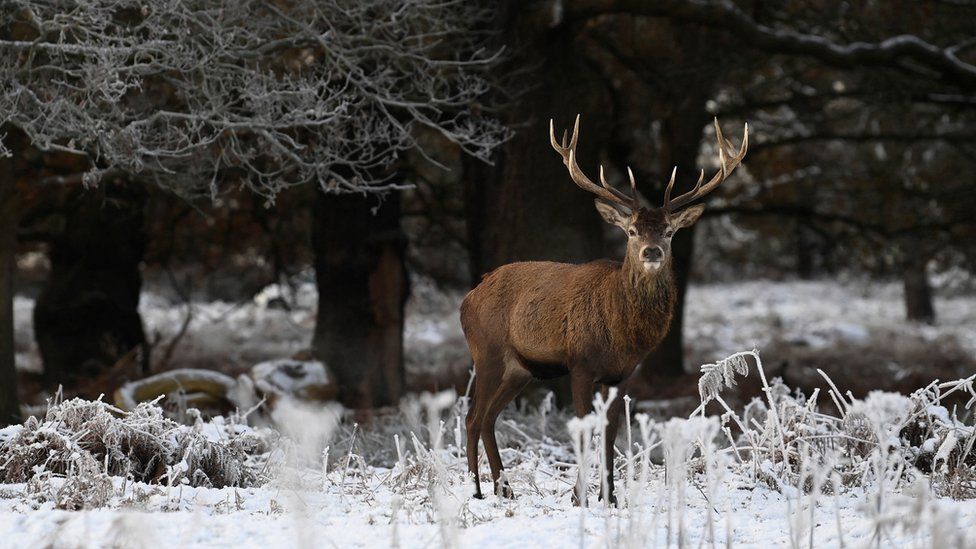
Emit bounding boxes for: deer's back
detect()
[460,260,620,365]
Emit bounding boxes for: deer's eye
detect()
[627,228,638,237]
[664,228,674,238]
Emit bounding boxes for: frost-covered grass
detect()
[0,398,275,508]
[6,277,975,545]
[3,350,976,547]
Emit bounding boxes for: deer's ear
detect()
[595,199,628,229]
[671,204,705,229]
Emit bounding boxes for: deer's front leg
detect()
[570,369,595,507]
[599,383,626,507]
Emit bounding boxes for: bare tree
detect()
[0,0,506,193]
[0,0,508,422]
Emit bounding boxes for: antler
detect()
[664,118,748,212]
[550,115,638,212]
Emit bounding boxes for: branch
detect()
[715,90,976,119]
[707,204,973,239]
[567,0,976,90]
[750,131,976,154]
[705,204,889,240]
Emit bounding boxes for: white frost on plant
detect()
[697,350,752,404]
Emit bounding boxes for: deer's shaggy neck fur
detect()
[619,252,676,353]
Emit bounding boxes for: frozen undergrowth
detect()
[3,351,976,547]
[0,398,277,511]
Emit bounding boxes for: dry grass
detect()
[0,398,275,509]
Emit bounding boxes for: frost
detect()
[0,398,275,506]
[0,0,511,197]
[697,350,753,404]
[934,430,958,469]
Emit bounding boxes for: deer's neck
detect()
[618,254,676,348]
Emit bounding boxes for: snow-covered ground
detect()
[6,278,976,547]
[3,365,976,548]
[685,279,976,361]
[1,454,973,548]
[14,277,976,385]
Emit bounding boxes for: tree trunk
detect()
[904,258,935,323]
[464,6,612,277]
[32,181,148,391]
[312,192,409,409]
[0,159,20,426]
[795,222,816,280]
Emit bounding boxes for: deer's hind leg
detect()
[480,353,532,498]
[465,348,503,499]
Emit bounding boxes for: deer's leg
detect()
[570,369,595,507]
[481,363,532,499]
[465,348,505,499]
[464,363,491,499]
[600,383,626,507]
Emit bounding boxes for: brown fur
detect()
[460,204,698,504]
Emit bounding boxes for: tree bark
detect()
[795,222,816,279]
[32,181,148,390]
[465,4,612,278]
[0,156,21,426]
[904,258,935,323]
[312,192,409,409]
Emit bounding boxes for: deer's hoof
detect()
[472,490,484,500]
[598,489,618,507]
[571,491,586,507]
[495,482,515,499]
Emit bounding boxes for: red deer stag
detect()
[460,116,748,504]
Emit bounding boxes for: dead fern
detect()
[697,350,755,405]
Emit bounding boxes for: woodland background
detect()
[2,0,976,425]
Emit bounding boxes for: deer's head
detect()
[550,116,748,273]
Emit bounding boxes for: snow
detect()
[250,359,332,397]
[0,442,974,547]
[12,277,976,387]
[684,279,976,361]
[5,277,976,546]
[5,369,976,546]
[0,472,961,545]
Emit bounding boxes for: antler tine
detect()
[549,119,562,151]
[570,114,580,150]
[626,167,639,206]
[662,167,677,208]
[715,119,728,178]
[693,169,705,194]
[599,165,637,205]
[665,118,749,212]
[550,115,635,211]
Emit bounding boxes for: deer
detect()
[460,116,747,505]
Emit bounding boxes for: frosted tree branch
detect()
[0,0,510,198]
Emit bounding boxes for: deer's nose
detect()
[641,246,663,262]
